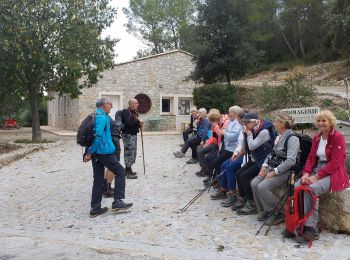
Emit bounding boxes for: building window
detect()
[162,98,171,113]
[178,98,191,115]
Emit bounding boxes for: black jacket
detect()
[122,108,140,135]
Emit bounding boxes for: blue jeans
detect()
[91,154,126,209]
[220,157,243,191]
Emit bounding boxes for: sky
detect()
[102,0,147,63]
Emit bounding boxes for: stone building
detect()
[48,50,198,131]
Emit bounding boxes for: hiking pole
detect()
[263,172,296,236]
[180,170,225,212]
[255,188,289,235]
[140,126,146,175]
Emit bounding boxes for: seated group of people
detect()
[174,107,349,242]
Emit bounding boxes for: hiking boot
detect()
[127,173,138,179]
[195,167,208,177]
[302,226,320,241]
[112,199,133,211]
[237,201,258,215]
[203,176,211,184]
[174,151,185,158]
[220,194,237,207]
[281,229,295,238]
[231,197,245,211]
[265,212,284,226]
[103,187,113,198]
[186,158,198,164]
[257,211,270,221]
[90,207,108,218]
[125,167,138,179]
[210,190,227,200]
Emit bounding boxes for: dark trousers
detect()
[183,127,193,143]
[236,161,260,200]
[91,154,126,209]
[197,144,218,168]
[208,148,233,177]
[181,134,201,159]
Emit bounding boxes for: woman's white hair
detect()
[229,105,245,119]
[190,106,198,113]
[198,108,207,115]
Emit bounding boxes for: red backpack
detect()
[285,185,317,247]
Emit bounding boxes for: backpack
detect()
[77,113,95,147]
[284,133,312,173]
[285,185,317,247]
[263,120,278,147]
[115,109,125,132]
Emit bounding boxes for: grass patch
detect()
[14,139,55,144]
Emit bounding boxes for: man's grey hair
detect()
[96,97,112,108]
[229,105,245,119]
[198,108,207,115]
[190,106,198,113]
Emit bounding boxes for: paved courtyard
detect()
[0,134,349,259]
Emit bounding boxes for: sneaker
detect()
[302,226,320,241]
[281,229,295,238]
[174,152,185,158]
[220,194,237,207]
[265,212,284,225]
[231,197,245,211]
[257,211,270,221]
[186,158,198,164]
[90,207,108,218]
[112,199,133,211]
[237,201,258,215]
[210,190,227,200]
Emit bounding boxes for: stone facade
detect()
[48,50,197,131]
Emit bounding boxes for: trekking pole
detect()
[263,172,296,236]
[140,126,146,175]
[255,188,289,236]
[180,170,225,212]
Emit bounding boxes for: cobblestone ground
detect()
[0,135,349,259]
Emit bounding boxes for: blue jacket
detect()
[89,108,116,155]
[223,119,242,152]
[197,118,210,142]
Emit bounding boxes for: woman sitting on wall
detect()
[282,109,350,241]
[251,113,299,224]
[196,109,222,177]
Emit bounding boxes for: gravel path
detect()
[0,135,349,259]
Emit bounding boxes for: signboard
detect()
[281,106,320,124]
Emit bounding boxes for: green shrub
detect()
[333,109,350,121]
[17,100,48,127]
[321,98,334,107]
[193,83,236,113]
[258,74,315,112]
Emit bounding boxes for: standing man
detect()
[84,97,133,218]
[122,98,144,179]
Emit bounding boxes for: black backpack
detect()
[77,113,95,147]
[284,133,312,173]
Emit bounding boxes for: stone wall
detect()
[77,50,197,131]
[48,93,80,131]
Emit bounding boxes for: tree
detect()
[0,0,117,141]
[191,0,261,84]
[327,0,350,63]
[123,0,197,54]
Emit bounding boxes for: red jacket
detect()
[303,128,350,192]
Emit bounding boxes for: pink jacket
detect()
[303,129,350,192]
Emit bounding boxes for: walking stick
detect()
[180,170,225,212]
[140,127,146,175]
